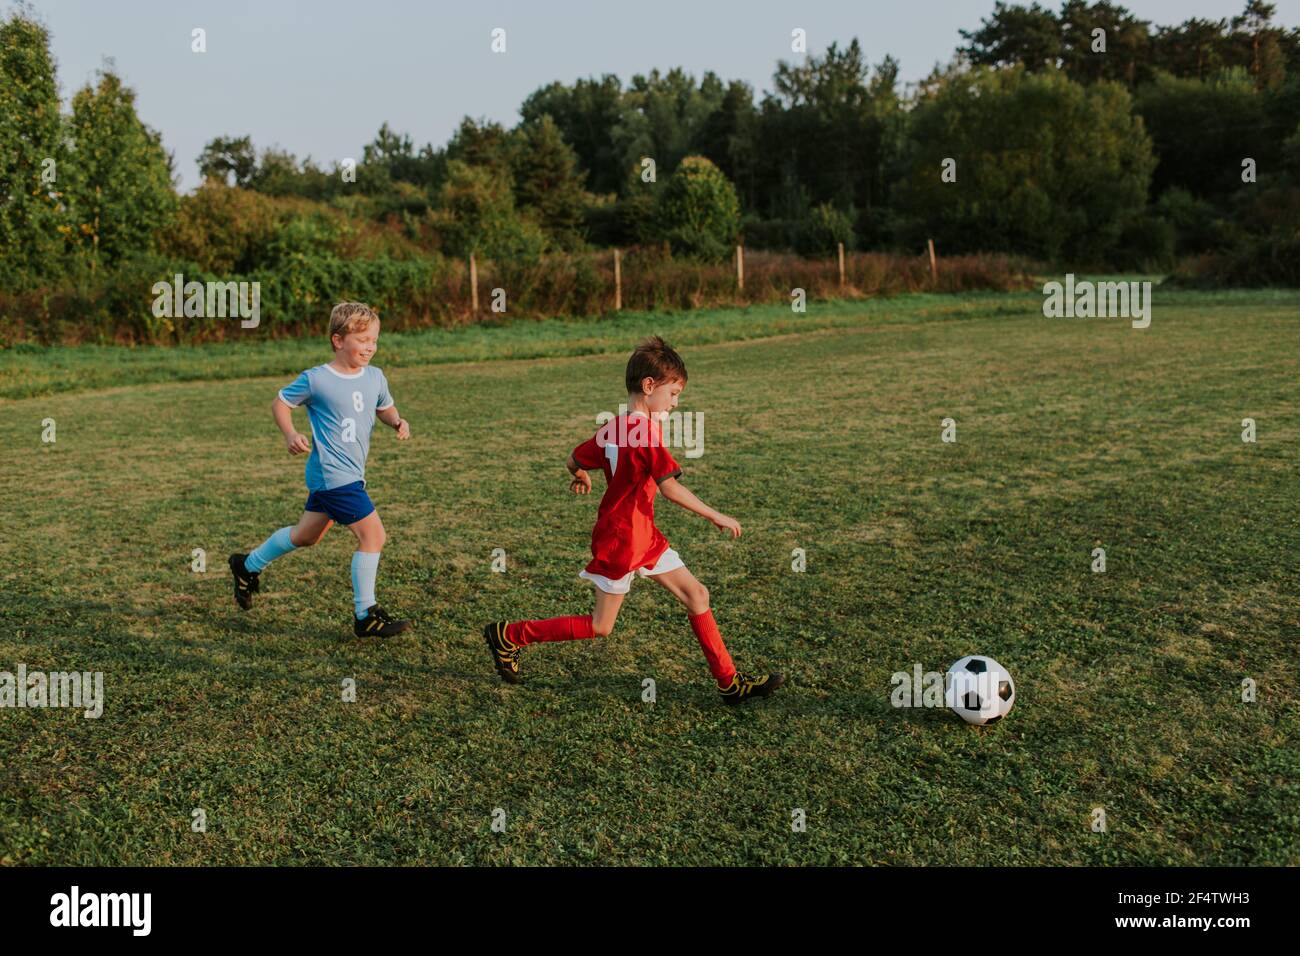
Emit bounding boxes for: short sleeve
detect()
[278,370,312,407]
[572,435,604,470]
[649,440,681,485]
[376,370,394,410]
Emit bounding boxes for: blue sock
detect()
[352,551,381,619]
[245,527,297,573]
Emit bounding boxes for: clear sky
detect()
[25,0,1300,190]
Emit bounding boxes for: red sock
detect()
[688,610,736,686]
[506,615,595,646]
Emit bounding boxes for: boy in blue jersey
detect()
[230,302,414,638]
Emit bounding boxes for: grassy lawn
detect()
[0,286,1296,865]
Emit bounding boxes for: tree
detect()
[197,135,256,186]
[362,121,444,192]
[512,115,589,250]
[957,2,1296,90]
[445,117,519,179]
[1151,17,1229,81]
[1058,1,1152,86]
[519,75,624,195]
[433,159,546,262]
[760,41,903,224]
[248,147,305,196]
[896,65,1155,264]
[610,69,729,191]
[62,70,178,270]
[692,80,759,210]
[1283,122,1300,178]
[959,2,1064,71]
[1135,69,1271,201]
[795,202,856,256]
[654,155,740,261]
[1229,1,1288,89]
[0,10,64,290]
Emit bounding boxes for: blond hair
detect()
[328,302,379,347]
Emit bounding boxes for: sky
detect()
[25,0,1300,191]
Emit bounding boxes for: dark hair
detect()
[625,336,688,394]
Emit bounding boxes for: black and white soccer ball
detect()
[944,656,1015,725]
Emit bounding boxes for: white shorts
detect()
[579,548,685,595]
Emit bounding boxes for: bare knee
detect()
[686,584,710,615]
[592,617,615,638]
[290,527,321,548]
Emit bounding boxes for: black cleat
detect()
[719,672,785,706]
[354,605,412,638]
[483,621,523,684]
[229,553,260,610]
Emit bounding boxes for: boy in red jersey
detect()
[484,337,783,705]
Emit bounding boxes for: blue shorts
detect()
[305,480,375,526]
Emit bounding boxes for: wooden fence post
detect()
[469,253,479,314]
[927,239,938,285]
[736,245,744,292]
[838,242,845,288]
[613,248,622,311]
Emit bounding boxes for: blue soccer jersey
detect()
[277,364,394,491]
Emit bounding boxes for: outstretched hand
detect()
[712,513,742,538]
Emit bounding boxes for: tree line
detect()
[2,0,1298,305]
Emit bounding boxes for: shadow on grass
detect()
[3,591,965,725]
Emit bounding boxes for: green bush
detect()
[582,199,623,247]
[795,203,856,256]
[0,253,456,344]
[617,193,659,246]
[248,256,452,333]
[1170,182,1300,286]
[263,210,354,265]
[1154,188,1233,255]
[582,195,657,248]
[1168,228,1300,287]
[164,184,434,273]
[742,216,801,251]
[432,159,547,264]
[167,184,302,273]
[1114,214,1175,270]
[654,156,741,262]
[0,248,1038,345]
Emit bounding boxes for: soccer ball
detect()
[945,655,1015,725]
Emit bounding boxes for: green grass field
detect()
[1,286,1296,865]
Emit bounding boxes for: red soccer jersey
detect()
[572,412,682,579]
